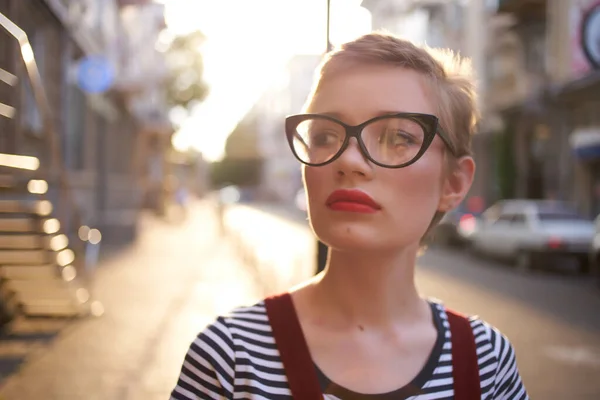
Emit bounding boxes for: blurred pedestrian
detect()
[171,32,528,399]
[215,188,226,236]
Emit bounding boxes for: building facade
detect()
[224,54,322,203]
[364,0,493,208]
[483,0,600,217]
[258,55,322,203]
[0,0,173,249]
[366,0,600,218]
[549,0,600,216]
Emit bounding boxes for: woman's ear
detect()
[438,156,475,212]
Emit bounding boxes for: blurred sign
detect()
[572,0,600,76]
[77,55,114,94]
[582,4,600,68]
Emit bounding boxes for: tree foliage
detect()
[165,30,210,110]
[209,158,264,189]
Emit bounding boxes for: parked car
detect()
[469,199,595,272]
[434,198,484,247]
[587,214,600,287]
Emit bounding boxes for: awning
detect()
[550,71,600,101]
[570,128,600,160]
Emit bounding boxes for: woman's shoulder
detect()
[179,300,276,374]
[428,300,528,398]
[171,300,285,399]
[222,300,272,332]
[429,299,517,362]
[199,298,267,326]
[194,300,274,349]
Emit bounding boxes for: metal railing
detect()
[0,12,100,279]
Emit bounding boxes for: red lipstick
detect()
[325,189,381,213]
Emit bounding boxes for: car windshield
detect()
[537,211,588,222]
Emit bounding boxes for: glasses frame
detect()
[285,112,458,169]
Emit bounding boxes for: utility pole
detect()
[465,0,486,113]
[326,0,333,52]
[317,0,333,275]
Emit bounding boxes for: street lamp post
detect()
[326,0,333,52]
[317,0,333,275]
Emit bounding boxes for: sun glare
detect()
[164,0,372,162]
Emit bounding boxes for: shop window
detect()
[517,22,547,78]
[63,83,87,169]
[62,41,87,171]
[20,29,45,136]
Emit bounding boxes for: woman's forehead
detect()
[306,66,437,124]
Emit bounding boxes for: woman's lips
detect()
[325,189,381,213]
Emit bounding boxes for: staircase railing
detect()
[0,12,100,281]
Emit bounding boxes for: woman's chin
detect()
[315,227,387,252]
[312,222,422,253]
[326,240,380,253]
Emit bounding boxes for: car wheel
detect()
[516,251,533,273]
[467,241,481,258]
[595,253,600,289]
[578,256,591,275]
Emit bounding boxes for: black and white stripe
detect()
[171,301,528,399]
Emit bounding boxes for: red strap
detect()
[266,295,480,399]
[264,293,322,399]
[446,308,482,400]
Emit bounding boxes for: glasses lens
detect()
[292,118,345,164]
[361,117,425,166]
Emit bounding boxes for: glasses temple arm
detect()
[436,126,459,157]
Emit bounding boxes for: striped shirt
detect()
[170,300,529,399]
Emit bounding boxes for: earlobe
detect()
[438,156,476,211]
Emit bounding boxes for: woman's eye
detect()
[310,131,339,146]
[382,130,416,146]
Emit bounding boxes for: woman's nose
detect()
[333,138,373,177]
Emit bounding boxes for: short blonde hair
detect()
[306,32,479,157]
[305,32,479,245]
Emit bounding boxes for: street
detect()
[0,200,599,399]
[418,247,600,399]
[0,200,267,400]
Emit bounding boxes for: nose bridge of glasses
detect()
[339,120,386,163]
[337,132,371,165]
[344,124,372,160]
[346,123,364,139]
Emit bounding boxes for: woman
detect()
[171,32,528,399]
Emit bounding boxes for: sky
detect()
[157,0,423,162]
[155,0,375,161]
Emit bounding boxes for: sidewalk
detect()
[0,200,266,400]
[222,202,317,294]
[239,201,309,227]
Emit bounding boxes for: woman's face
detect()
[303,65,461,252]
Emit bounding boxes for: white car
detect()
[587,215,600,287]
[470,200,595,272]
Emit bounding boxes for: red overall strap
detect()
[264,292,323,399]
[446,308,482,399]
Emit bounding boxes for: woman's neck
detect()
[307,244,427,330]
